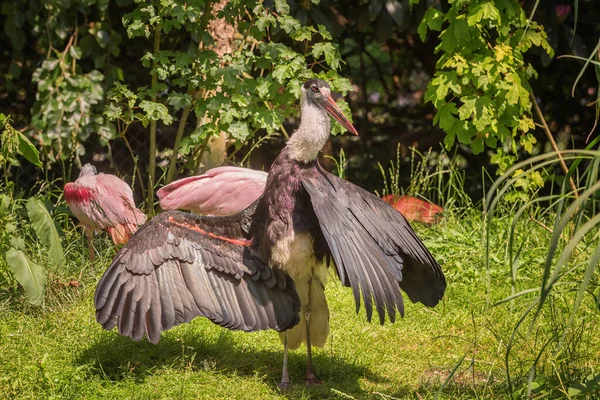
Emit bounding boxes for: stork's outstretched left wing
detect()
[94,206,300,344]
[302,167,446,324]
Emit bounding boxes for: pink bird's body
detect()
[158,166,268,216]
[381,194,444,225]
[65,164,146,258]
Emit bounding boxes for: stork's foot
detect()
[278,378,291,390]
[305,372,323,386]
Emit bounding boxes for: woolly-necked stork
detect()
[94,79,446,387]
[65,164,146,259]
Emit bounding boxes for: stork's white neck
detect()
[287,97,330,163]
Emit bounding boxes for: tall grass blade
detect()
[435,352,466,399]
[570,39,600,97]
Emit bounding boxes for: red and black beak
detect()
[321,93,359,136]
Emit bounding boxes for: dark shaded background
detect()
[1,0,599,203]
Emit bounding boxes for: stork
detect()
[94,78,446,388]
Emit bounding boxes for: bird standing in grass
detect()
[64,164,146,259]
[94,79,446,387]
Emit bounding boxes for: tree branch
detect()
[166,105,191,184]
[147,23,161,213]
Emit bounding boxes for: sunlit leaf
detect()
[26,198,64,268]
[16,131,41,167]
[6,248,46,305]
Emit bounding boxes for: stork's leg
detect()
[86,230,95,260]
[278,332,290,389]
[305,275,322,386]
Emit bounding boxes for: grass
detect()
[1,203,598,399]
[1,147,600,399]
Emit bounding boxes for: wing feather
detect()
[94,210,300,344]
[302,168,445,324]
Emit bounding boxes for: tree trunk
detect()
[196,0,235,174]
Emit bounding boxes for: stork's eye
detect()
[311,85,319,93]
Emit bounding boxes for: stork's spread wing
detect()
[94,208,300,344]
[302,168,446,324]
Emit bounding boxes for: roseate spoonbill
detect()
[157,166,267,216]
[64,164,146,259]
[382,194,444,225]
[160,167,444,225]
[94,79,446,387]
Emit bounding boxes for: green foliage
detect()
[1,0,119,163]
[0,114,41,169]
[485,148,600,396]
[5,248,46,305]
[26,198,64,269]
[30,58,109,162]
[105,0,352,176]
[378,145,472,209]
[417,0,553,161]
[0,193,65,305]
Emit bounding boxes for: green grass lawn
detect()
[1,209,598,399]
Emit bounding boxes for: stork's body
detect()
[251,148,332,385]
[94,79,446,388]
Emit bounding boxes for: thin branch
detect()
[122,135,146,201]
[166,105,192,184]
[531,95,579,198]
[147,23,161,214]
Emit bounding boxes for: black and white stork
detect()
[94,78,446,388]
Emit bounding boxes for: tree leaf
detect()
[434,102,458,131]
[275,0,290,14]
[385,0,405,25]
[26,198,64,268]
[6,248,46,305]
[17,131,42,167]
[369,0,384,22]
[568,373,600,397]
[228,121,250,141]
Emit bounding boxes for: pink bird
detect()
[157,166,268,215]
[381,194,444,225]
[159,166,443,225]
[64,164,146,259]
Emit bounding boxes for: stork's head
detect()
[79,163,98,178]
[301,79,358,136]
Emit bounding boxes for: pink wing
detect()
[158,166,267,216]
[65,174,146,244]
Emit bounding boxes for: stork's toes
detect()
[278,379,290,390]
[305,373,323,386]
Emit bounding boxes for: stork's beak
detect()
[322,93,359,136]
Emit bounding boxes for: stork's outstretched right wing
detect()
[302,167,446,325]
[94,207,300,344]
